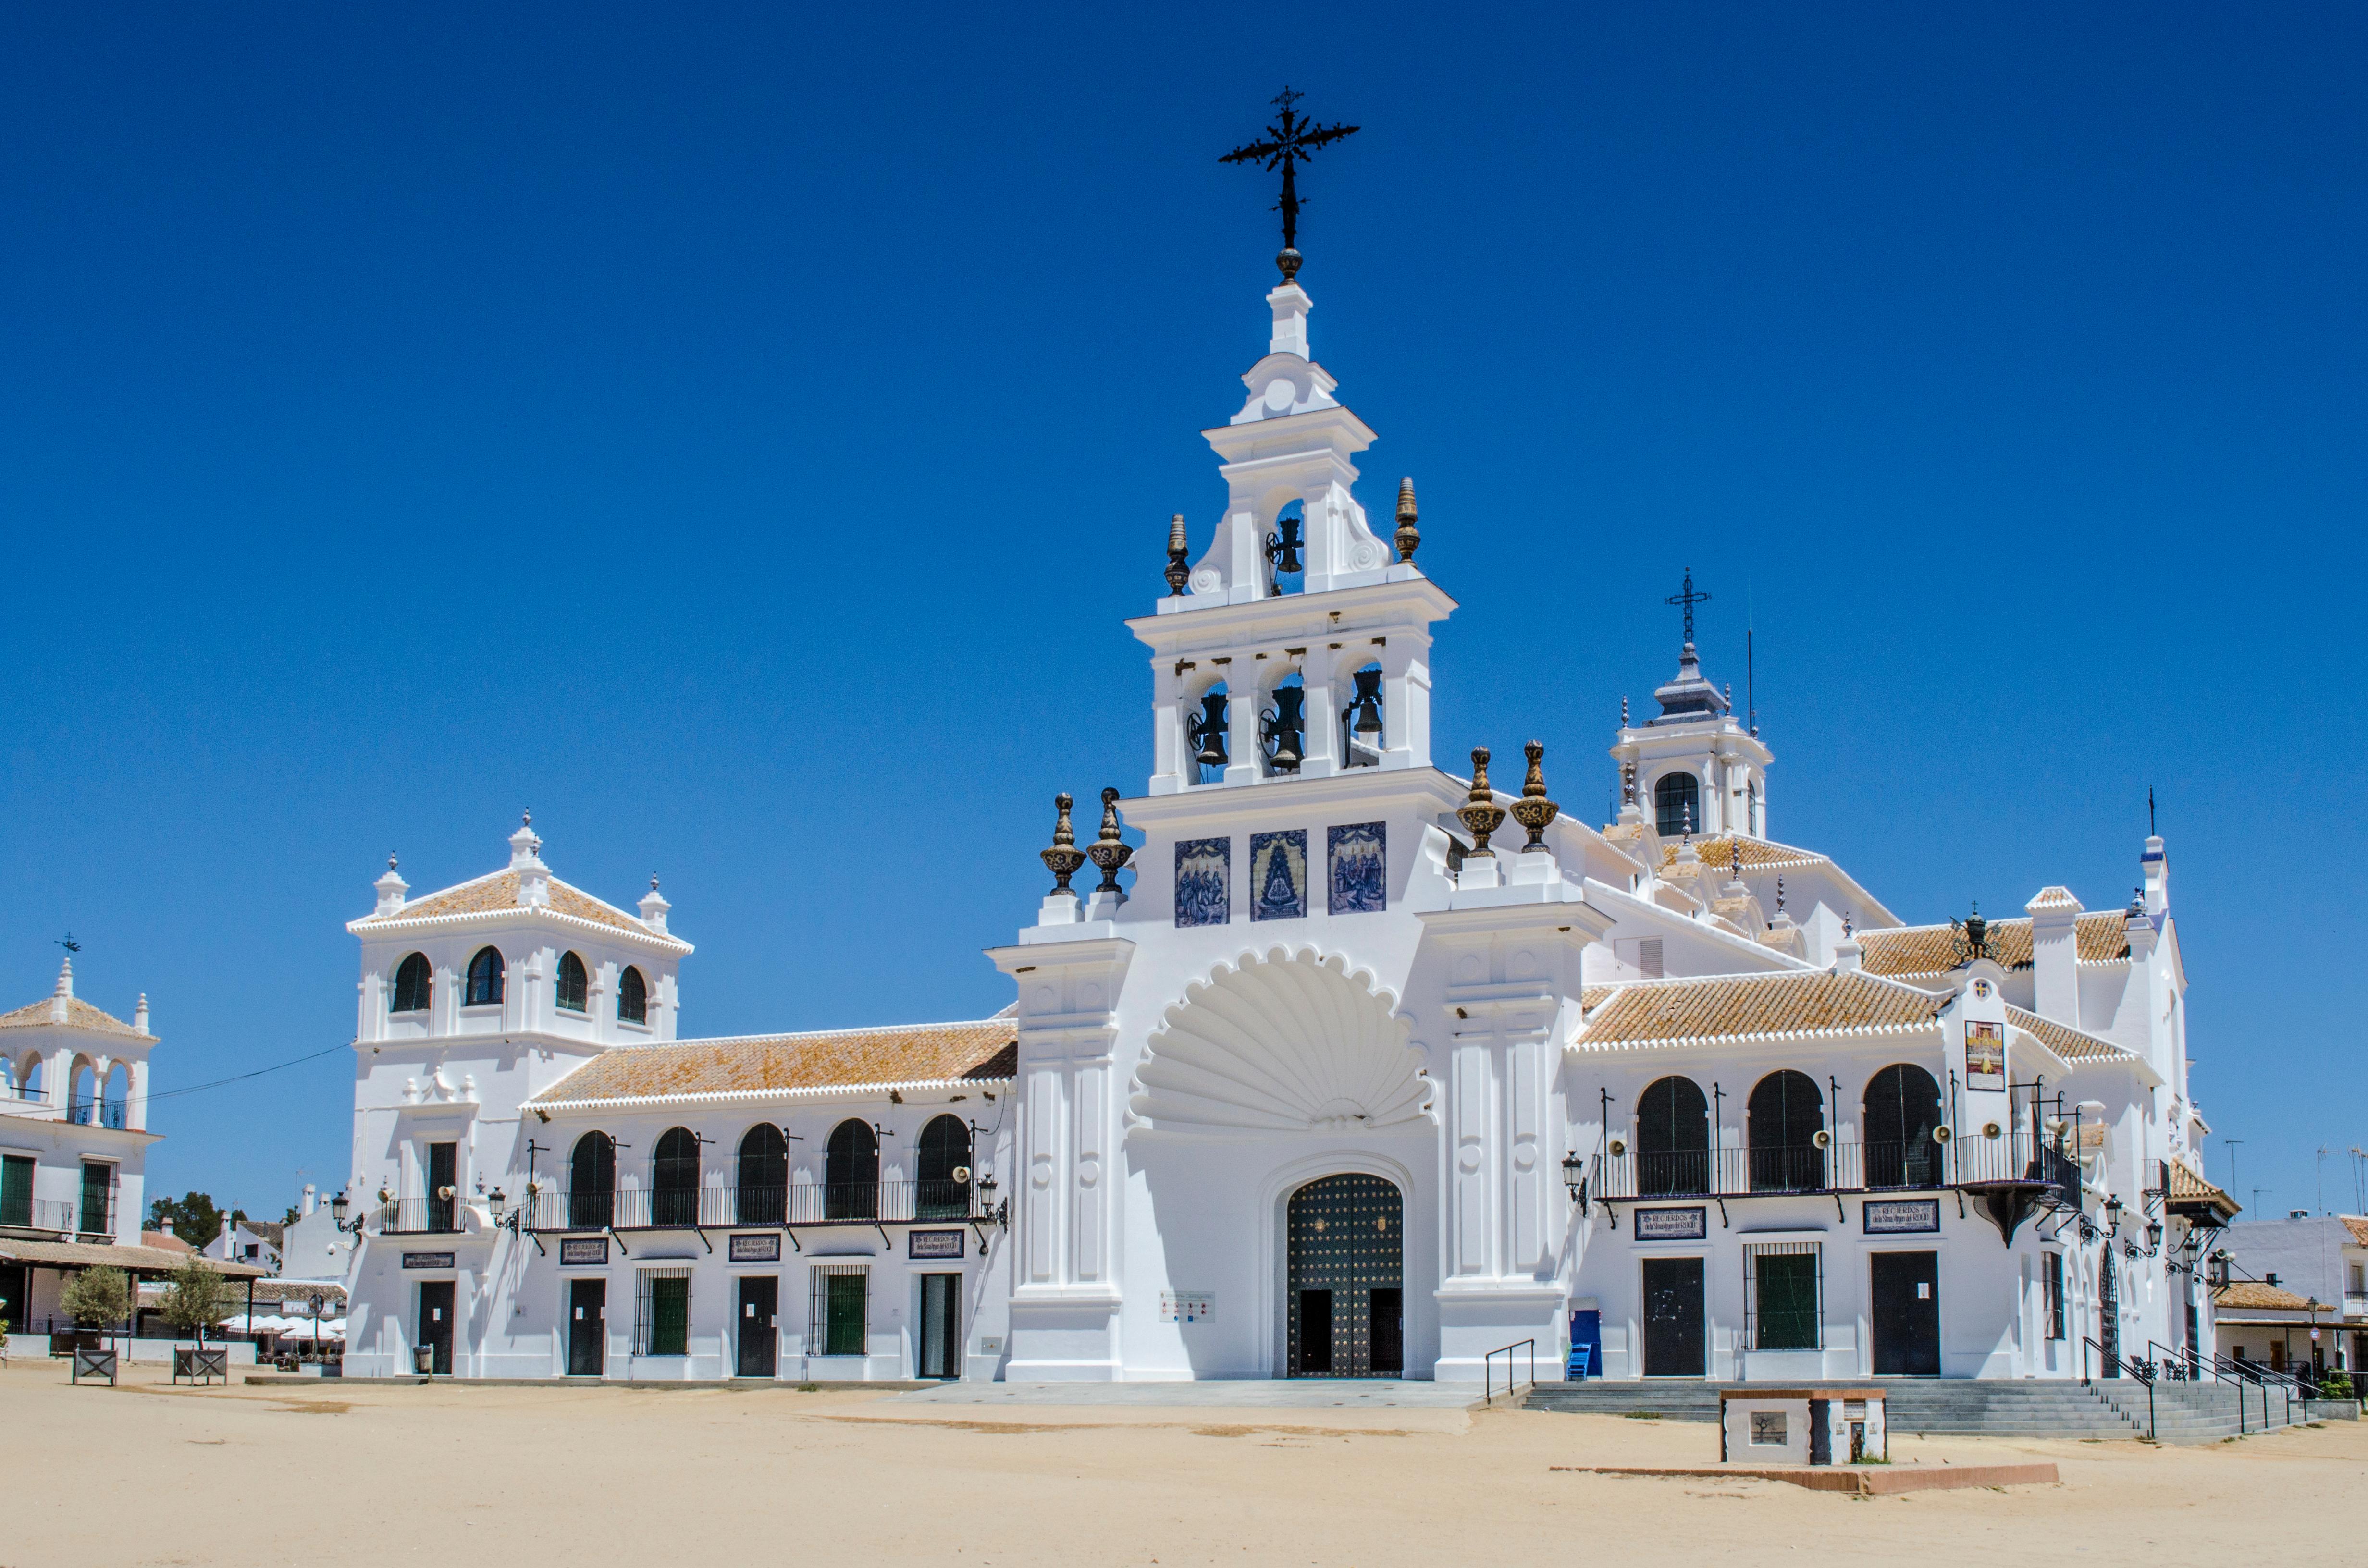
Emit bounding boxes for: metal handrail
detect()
[1484,1338,1536,1406]
[2084,1335,2156,1440]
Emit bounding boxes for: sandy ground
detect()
[4,1361,2363,1567]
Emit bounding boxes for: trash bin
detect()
[413,1345,435,1375]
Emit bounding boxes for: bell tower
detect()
[1129,280,1455,795]
[1609,570,1773,840]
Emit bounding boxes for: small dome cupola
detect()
[1611,568,1774,841]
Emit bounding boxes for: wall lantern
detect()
[1561,1151,1587,1203]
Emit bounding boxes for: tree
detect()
[60,1266,131,1329]
[281,1204,301,1227]
[160,1255,233,1346]
[145,1192,248,1250]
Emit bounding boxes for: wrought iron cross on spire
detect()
[1221,87,1360,284]
[1665,567,1712,648]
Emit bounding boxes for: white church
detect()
[333,260,2236,1385]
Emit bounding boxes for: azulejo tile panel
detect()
[1250,830,1307,921]
[1175,837,1231,927]
[1328,821,1386,915]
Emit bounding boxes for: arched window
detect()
[1265,500,1306,595]
[1636,1076,1710,1196]
[465,946,505,1007]
[916,1115,972,1219]
[13,1054,41,1102]
[824,1118,879,1220]
[652,1127,700,1228]
[1189,682,1231,785]
[555,952,588,1013]
[1260,671,1307,776]
[68,1059,98,1126]
[101,1064,129,1129]
[568,1132,616,1230]
[1747,1070,1825,1192]
[617,966,648,1025]
[737,1124,789,1225]
[391,953,432,1014]
[1864,1064,1946,1189]
[1342,662,1384,769]
[1653,772,1701,838]
[1748,779,1762,837]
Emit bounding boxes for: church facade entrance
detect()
[1286,1174,1403,1377]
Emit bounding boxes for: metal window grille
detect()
[1743,1242,1822,1351]
[635,1267,691,1357]
[809,1264,868,1358]
[2044,1252,2066,1341]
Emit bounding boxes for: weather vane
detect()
[56,932,79,955]
[1221,87,1360,284]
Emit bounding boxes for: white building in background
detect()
[335,262,2232,1384]
[0,961,261,1333]
[203,1216,283,1274]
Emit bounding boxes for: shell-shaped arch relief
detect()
[1129,946,1433,1135]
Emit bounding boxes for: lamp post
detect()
[329,1191,369,1244]
[1561,1151,1588,1210]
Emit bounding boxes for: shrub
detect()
[59,1266,131,1328]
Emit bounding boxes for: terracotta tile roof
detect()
[2344,1216,2368,1248]
[1856,911,2133,977]
[140,1229,195,1253]
[2166,1160,2241,1218]
[2213,1281,2314,1311]
[2005,1005,2133,1063]
[529,1020,1020,1107]
[1573,970,1941,1049]
[0,1237,270,1277]
[1658,834,1828,873]
[1579,985,1616,1015]
[2024,885,2083,912]
[0,995,148,1037]
[358,870,662,939]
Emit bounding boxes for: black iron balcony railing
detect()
[521,1178,977,1233]
[67,1100,127,1129]
[376,1199,462,1235]
[1594,1130,2072,1202]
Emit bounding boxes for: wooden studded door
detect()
[1286,1174,1404,1377]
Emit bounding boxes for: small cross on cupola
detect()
[1610,568,1774,841]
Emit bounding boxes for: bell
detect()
[1346,668,1384,735]
[1261,686,1306,769]
[1266,514,1305,577]
[1189,690,1230,768]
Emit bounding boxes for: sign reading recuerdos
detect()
[401,1252,455,1270]
[1863,1199,1941,1235]
[908,1229,964,1260]
[1632,1207,1708,1241]
[559,1237,609,1266]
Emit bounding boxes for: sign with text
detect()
[1160,1291,1214,1323]
[401,1252,455,1270]
[728,1233,781,1263]
[559,1237,608,1267]
[1863,1199,1941,1235]
[1633,1207,1708,1241]
[908,1229,965,1260]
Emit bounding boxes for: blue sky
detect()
[2,5,2362,1221]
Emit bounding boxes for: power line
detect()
[142,1041,353,1103]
